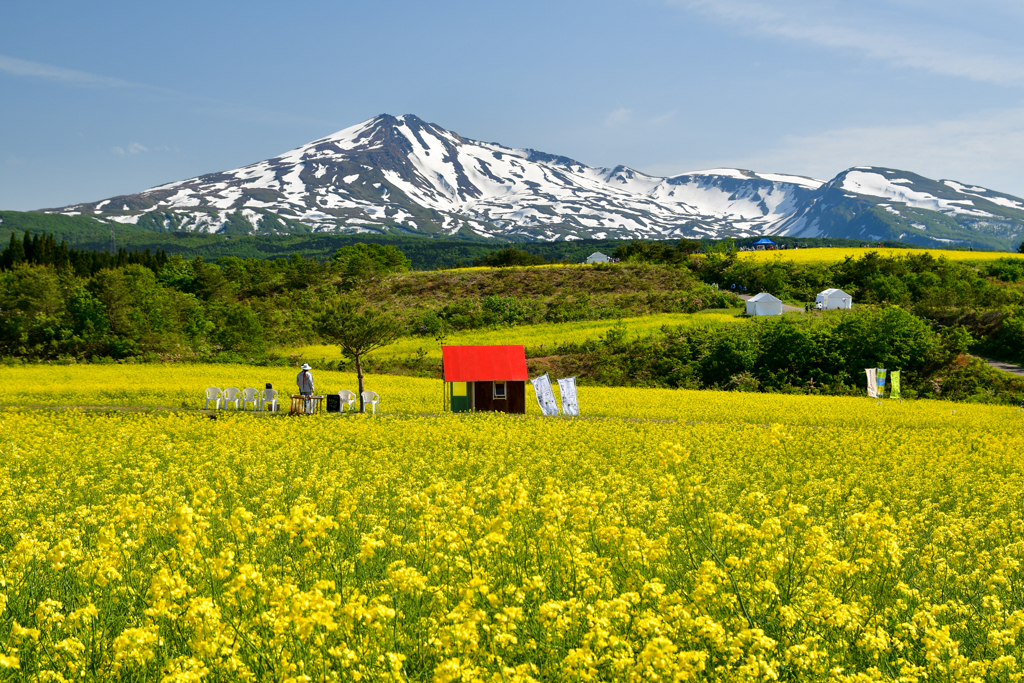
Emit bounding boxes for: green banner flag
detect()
[891,370,901,400]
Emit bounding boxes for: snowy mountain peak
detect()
[47,116,1024,249]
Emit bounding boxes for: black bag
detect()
[325,394,341,413]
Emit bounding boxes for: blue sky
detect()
[2,0,1023,210]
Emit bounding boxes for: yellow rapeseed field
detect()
[3,364,1018,431]
[736,247,1024,265]
[428,248,1021,274]
[2,365,1024,680]
[1,401,1023,682]
[0,364,445,415]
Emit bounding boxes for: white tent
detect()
[745,292,784,316]
[816,288,852,309]
[585,252,610,264]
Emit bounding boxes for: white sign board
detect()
[557,377,579,416]
[531,374,560,416]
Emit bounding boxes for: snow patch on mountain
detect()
[841,171,993,218]
[944,180,987,194]
[942,180,1024,211]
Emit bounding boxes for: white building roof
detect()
[749,292,782,303]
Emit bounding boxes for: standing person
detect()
[296,363,315,413]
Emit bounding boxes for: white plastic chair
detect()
[338,390,356,412]
[241,388,260,411]
[361,390,380,415]
[204,387,222,410]
[223,387,242,410]
[261,388,279,412]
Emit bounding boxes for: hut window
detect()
[493,382,507,400]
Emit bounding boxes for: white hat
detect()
[300,363,311,370]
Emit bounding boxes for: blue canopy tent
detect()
[752,237,776,250]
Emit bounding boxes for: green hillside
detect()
[1,227,1023,403]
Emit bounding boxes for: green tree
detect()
[191,257,232,301]
[332,243,410,291]
[697,327,759,388]
[835,306,941,390]
[0,264,66,356]
[757,317,846,390]
[159,255,197,291]
[318,300,403,412]
[180,295,215,347]
[63,284,111,357]
[472,247,547,267]
[614,239,700,264]
[285,253,323,290]
[90,264,195,356]
[1,232,26,270]
[209,302,265,354]
[217,256,278,297]
[992,313,1024,363]
[332,243,411,274]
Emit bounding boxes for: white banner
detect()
[557,377,579,416]
[531,374,560,416]
[865,368,878,398]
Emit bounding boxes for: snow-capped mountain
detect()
[777,168,1024,250]
[48,114,1024,249]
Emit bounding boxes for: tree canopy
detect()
[318,298,403,412]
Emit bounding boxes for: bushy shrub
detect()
[544,305,1020,400]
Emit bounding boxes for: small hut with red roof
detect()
[442,345,528,414]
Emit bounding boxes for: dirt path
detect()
[974,356,1024,377]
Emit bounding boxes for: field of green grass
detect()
[285,308,745,363]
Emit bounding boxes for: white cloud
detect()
[603,107,676,130]
[668,0,1024,86]
[649,110,677,125]
[0,54,132,87]
[112,142,175,156]
[605,107,633,127]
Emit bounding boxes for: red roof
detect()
[442,345,528,382]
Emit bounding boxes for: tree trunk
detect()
[355,353,365,412]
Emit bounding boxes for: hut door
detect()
[451,382,470,412]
